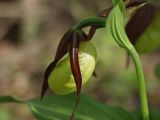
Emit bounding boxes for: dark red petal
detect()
[125,0,145,8]
[69,32,82,120]
[41,30,73,98]
[125,4,155,45]
[70,32,82,96]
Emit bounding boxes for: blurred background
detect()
[0,0,159,120]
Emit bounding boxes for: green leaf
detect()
[0,94,137,120]
[0,96,23,103]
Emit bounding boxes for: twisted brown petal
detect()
[55,30,73,60]
[125,0,145,8]
[41,30,73,98]
[98,0,145,18]
[87,26,102,40]
[125,4,155,45]
[80,25,102,42]
[69,32,82,120]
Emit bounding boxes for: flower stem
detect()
[73,17,106,30]
[129,47,150,120]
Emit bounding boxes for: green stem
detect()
[73,17,106,30]
[129,47,150,120]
